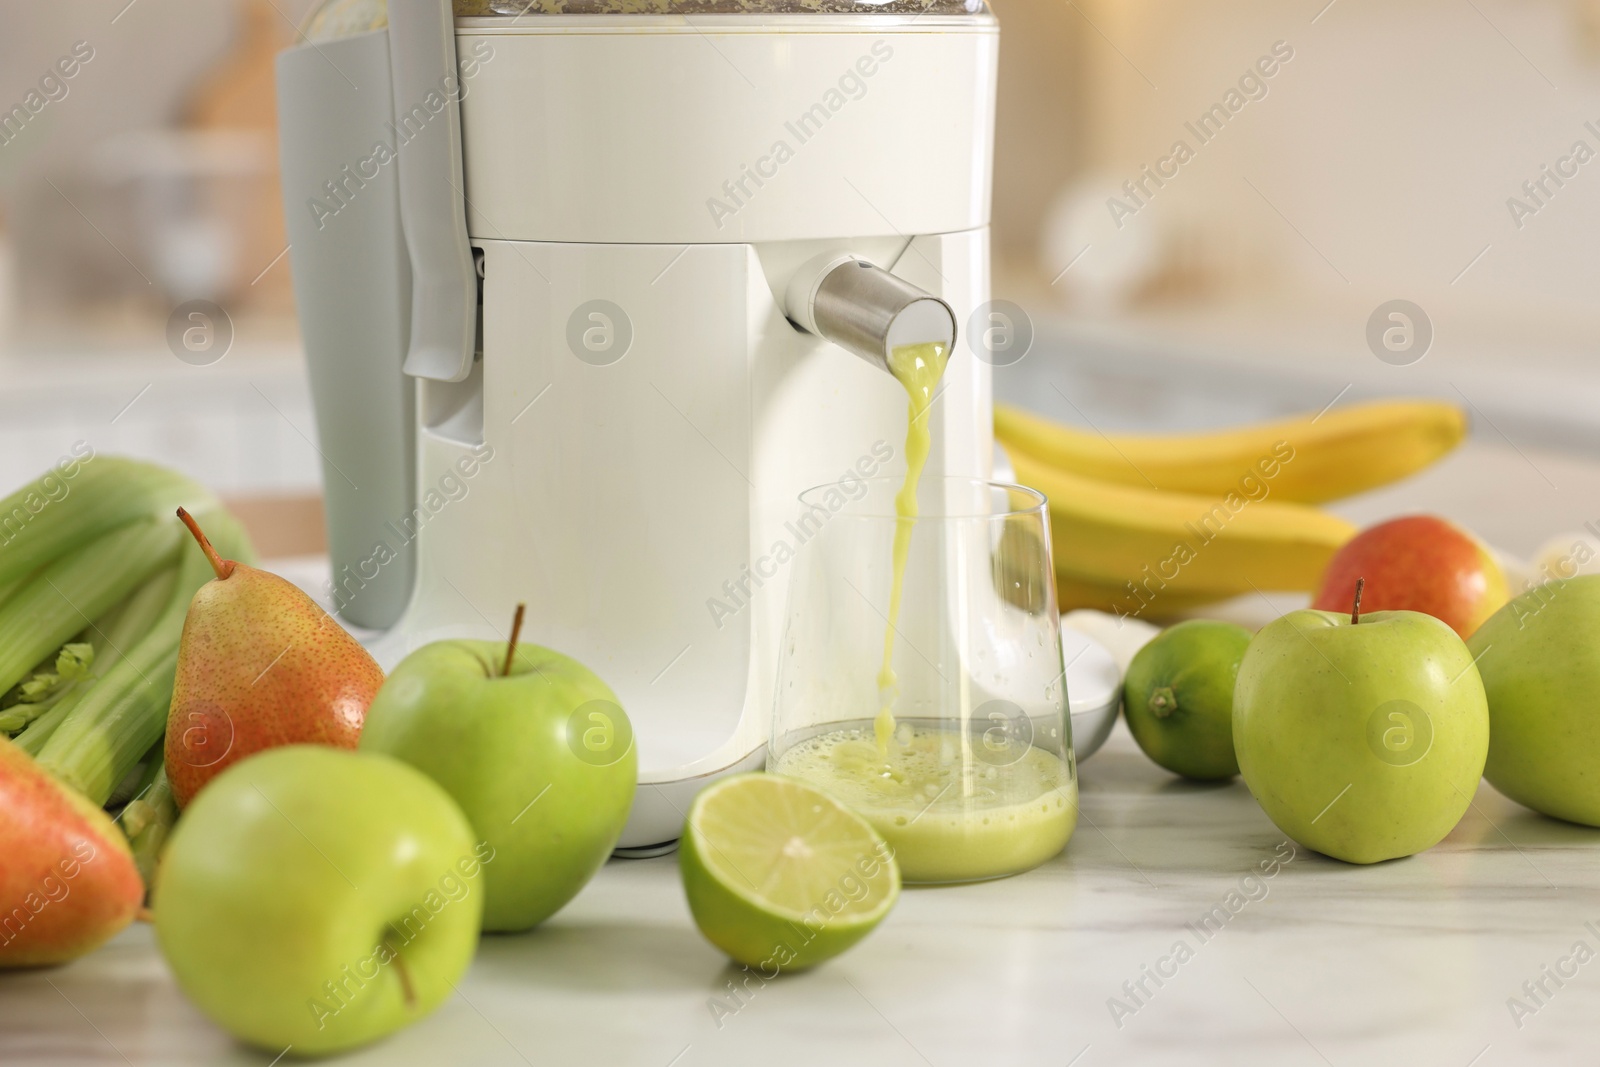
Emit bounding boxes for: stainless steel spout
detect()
[785,254,957,375]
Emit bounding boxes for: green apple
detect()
[359,637,637,932]
[1233,604,1489,864]
[1469,575,1600,825]
[154,746,487,1056]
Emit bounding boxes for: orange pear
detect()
[0,738,144,967]
[165,509,384,808]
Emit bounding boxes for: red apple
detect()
[1312,515,1508,638]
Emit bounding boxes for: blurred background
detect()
[1,0,1597,559]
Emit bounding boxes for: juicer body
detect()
[278,7,999,848]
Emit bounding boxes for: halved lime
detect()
[680,773,900,971]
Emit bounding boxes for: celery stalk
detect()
[11,564,178,754]
[0,518,183,696]
[0,456,214,590]
[93,566,180,652]
[1,642,94,721]
[39,644,179,804]
[0,682,80,734]
[108,736,165,807]
[36,509,253,805]
[123,764,178,895]
[117,745,167,835]
[11,689,84,756]
[1,641,79,712]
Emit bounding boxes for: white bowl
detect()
[1063,627,1121,762]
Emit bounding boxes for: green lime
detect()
[680,773,899,972]
[1123,619,1253,780]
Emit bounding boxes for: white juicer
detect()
[277,0,1000,849]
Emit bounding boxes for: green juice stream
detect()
[773,341,1077,883]
[874,341,948,752]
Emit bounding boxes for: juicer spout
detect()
[785,253,958,376]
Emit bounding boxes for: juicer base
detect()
[616,744,769,850]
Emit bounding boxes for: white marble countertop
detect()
[7,420,1600,1065]
[7,720,1598,1067]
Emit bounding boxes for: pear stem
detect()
[176,507,233,581]
[1351,577,1366,625]
[502,603,527,677]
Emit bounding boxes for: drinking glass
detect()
[768,476,1077,884]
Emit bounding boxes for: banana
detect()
[1007,449,1356,616]
[1051,573,1262,618]
[996,399,1467,504]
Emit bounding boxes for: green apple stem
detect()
[1148,687,1177,719]
[176,508,234,581]
[1352,577,1366,625]
[382,931,418,1009]
[502,602,527,677]
[394,954,416,1009]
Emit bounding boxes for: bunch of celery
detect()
[0,457,255,886]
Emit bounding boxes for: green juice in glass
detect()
[773,341,1076,883]
[772,724,1077,883]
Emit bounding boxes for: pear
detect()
[0,738,144,967]
[165,509,384,809]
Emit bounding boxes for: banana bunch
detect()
[995,399,1468,619]
[0,454,254,807]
